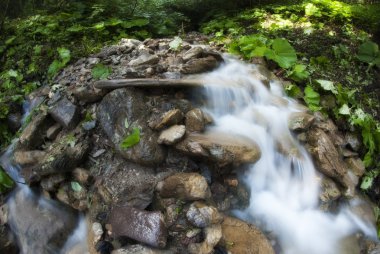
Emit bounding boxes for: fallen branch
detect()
[94,79,205,89]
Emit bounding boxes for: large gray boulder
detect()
[97,88,166,165]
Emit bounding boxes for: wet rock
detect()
[183,47,204,62]
[188,224,222,254]
[5,188,78,254]
[344,133,361,152]
[49,98,80,129]
[220,216,274,254]
[40,174,66,191]
[112,245,174,254]
[97,88,165,165]
[186,202,223,228]
[7,113,22,132]
[97,159,156,209]
[157,173,211,201]
[91,222,104,246]
[129,53,159,66]
[13,150,46,166]
[345,157,365,178]
[158,125,186,145]
[19,112,53,149]
[181,56,219,74]
[307,128,347,186]
[108,206,167,248]
[25,136,90,181]
[175,132,261,167]
[288,112,315,131]
[46,123,62,140]
[148,109,184,131]
[185,108,205,132]
[319,177,341,211]
[71,86,107,103]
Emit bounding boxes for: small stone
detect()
[185,108,205,132]
[46,123,62,140]
[71,86,106,103]
[186,202,223,228]
[129,53,159,66]
[92,222,104,245]
[72,168,91,184]
[13,150,46,166]
[108,206,167,248]
[40,174,66,191]
[49,98,80,129]
[149,109,184,130]
[158,125,186,145]
[157,173,211,201]
[112,245,174,254]
[92,149,106,158]
[345,133,361,152]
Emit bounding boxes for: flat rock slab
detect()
[108,206,167,248]
[175,132,261,166]
[158,125,186,145]
[49,97,80,129]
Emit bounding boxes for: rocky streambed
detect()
[0,35,379,254]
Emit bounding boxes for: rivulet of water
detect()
[200,57,377,254]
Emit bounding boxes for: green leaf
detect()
[285,83,302,98]
[266,38,297,69]
[303,85,321,111]
[48,60,63,78]
[288,64,309,82]
[316,79,337,95]
[91,64,112,80]
[122,18,149,28]
[357,41,379,64]
[120,127,140,149]
[58,48,71,65]
[71,181,83,192]
[169,36,183,51]
[338,104,350,115]
[0,168,13,192]
[5,36,16,45]
[360,174,373,190]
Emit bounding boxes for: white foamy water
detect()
[200,57,376,254]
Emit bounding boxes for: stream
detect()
[0,54,377,254]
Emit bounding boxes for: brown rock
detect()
[108,206,167,248]
[19,112,53,149]
[71,86,107,103]
[181,56,219,74]
[46,123,62,140]
[175,132,261,167]
[188,224,222,254]
[186,202,223,228]
[185,108,205,132]
[220,216,274,254]
[157,173,210,201]
[345,157,365,177]
[149,109,184,130]
[183,47,204,62]
[288,112,315,131]
[72,168,91,184]
[13,150,46,166]
[158,125,186,145]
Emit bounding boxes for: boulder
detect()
[97,88,166,165]
[175,132,261,166]
[185,108,205,132]
[49,97,80,129]
[186,202,223,228]
[220,216,274,254]
[183,47,204,62]
[288,112,315,131]
[13,150,46,166]
[5,188,79,254]
[157,173,210,201]
[158,125,186,145]
[188,224,222,254]
[108,206,167,248]
[19,112,53,149]
[149,109,184,131]
[181,56,220,74]
[97,159,156,209]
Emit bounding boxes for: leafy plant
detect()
[303,85,322,112]
[0,167,14,193]
[357,41,380,68]
[48,47,71,79]
[265,38,297,69]
[120,127,141,149]
[169,36,183,51]
[91,63,112,80]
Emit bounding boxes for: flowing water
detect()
[201,57,377,254]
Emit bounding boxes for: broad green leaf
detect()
[0,168,13,191]
[303,85,321,111]
[67,24,85,32]
[48,60,63,78]
[338,104,350,115]
[285,83,302,98]
[91,64,112,80]
[266,38,297,69]
[93,22,105,30]
[357,41,379,64]
[360,175,373,190]
[288,64,309,82]
[71,181,82,192]
[123,19,149,28]
[120,127,140,149]
[58,48,71,65]
[169,36,183,51]
[305,3,321,17]
[5,36,16,45]
[316,79,337,94]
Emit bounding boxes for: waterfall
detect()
[201,57,377,254]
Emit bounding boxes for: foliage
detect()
[0,167,14,193]
[91,64,112,80]
[357,41,380,68]
[120,127,141,149]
